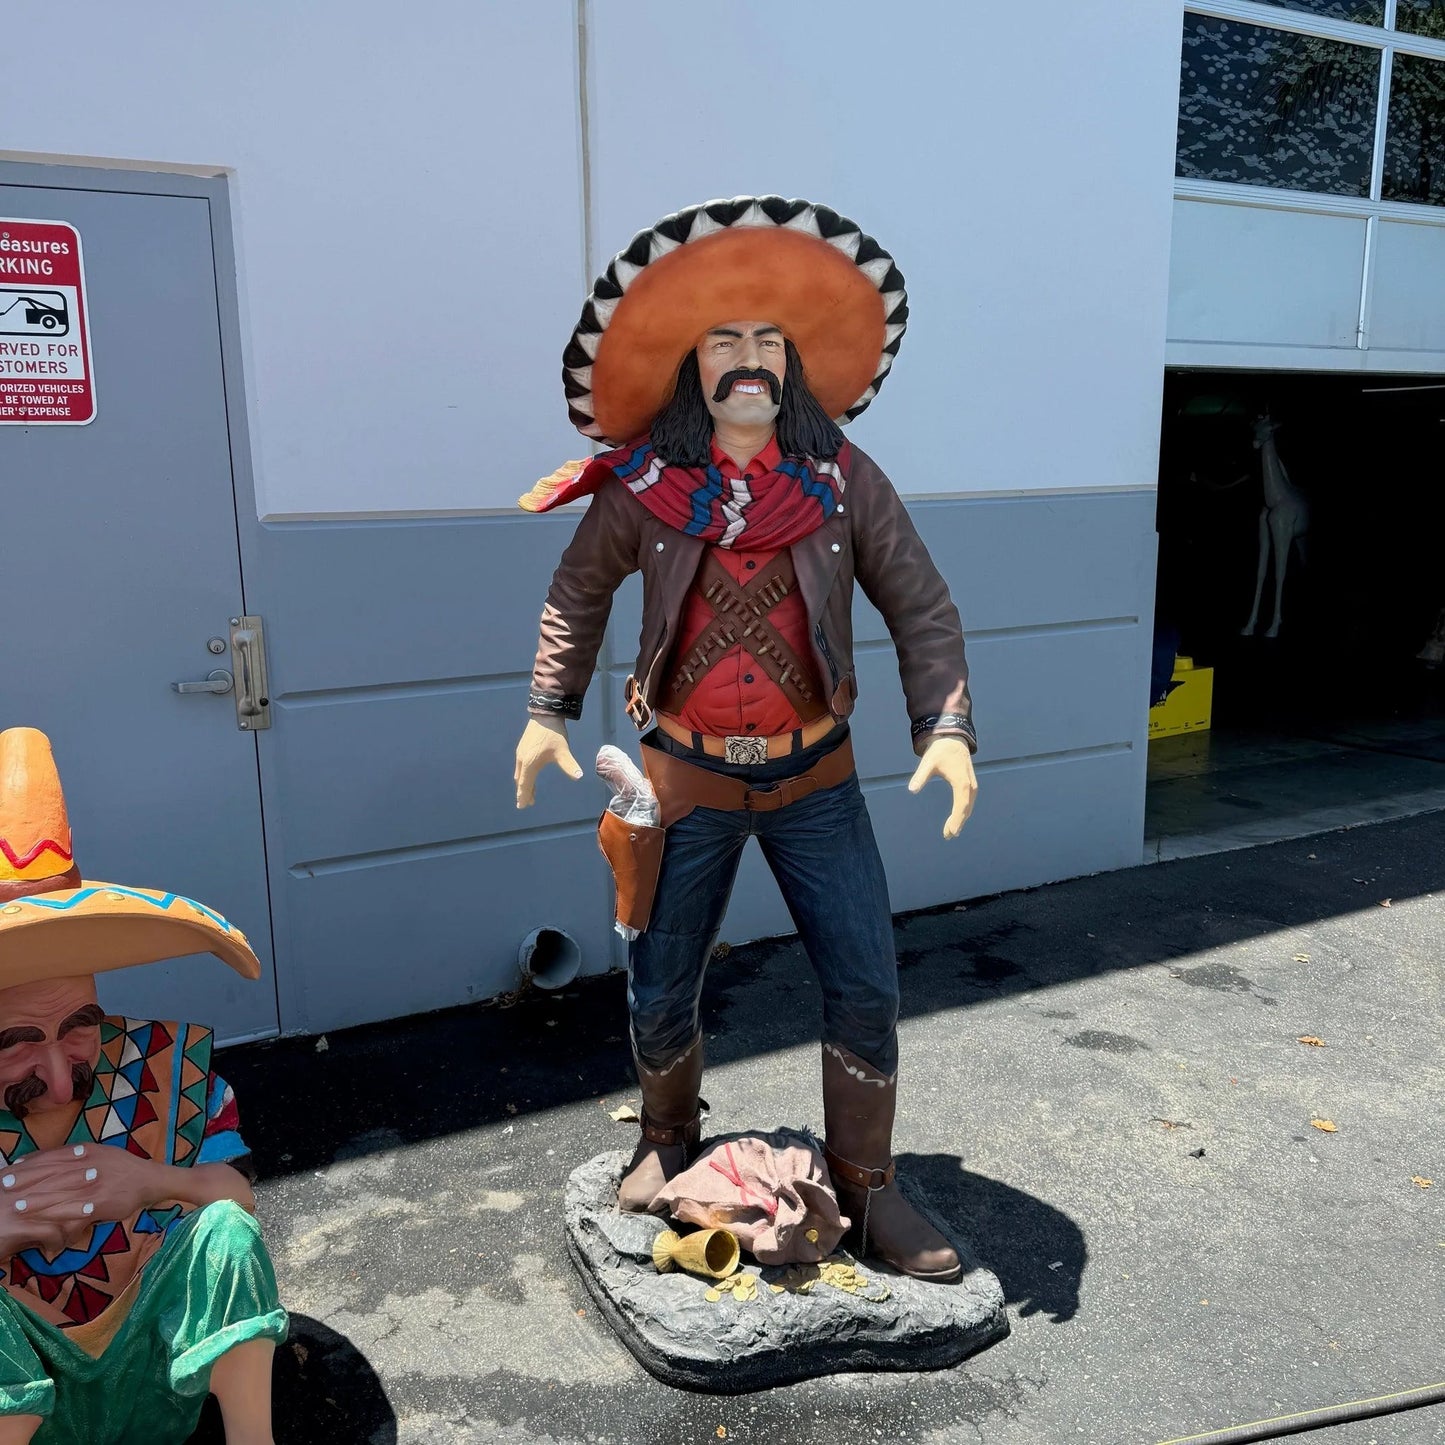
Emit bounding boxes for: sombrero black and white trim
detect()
[562,195,909,440]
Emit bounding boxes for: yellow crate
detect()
[1148,656,1213,739]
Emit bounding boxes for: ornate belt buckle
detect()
[724,735,769,765]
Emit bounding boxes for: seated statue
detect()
[0,728,286,1445]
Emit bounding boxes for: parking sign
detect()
[0,219,95,424]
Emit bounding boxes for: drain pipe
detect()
[1156,1379,1445,1444]
[518,927,583,991]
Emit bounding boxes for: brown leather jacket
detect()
[528,444,975,754]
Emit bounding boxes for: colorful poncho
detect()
[0,1016,248,1331]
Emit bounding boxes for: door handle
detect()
[233,628,264,716]
[228,616,273,731]
[172,669,234,696]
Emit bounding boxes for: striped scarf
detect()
[522,438,846,549]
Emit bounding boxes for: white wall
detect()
[3,0,1183,512]
[589,0,1183,498]
[1,2,587,518]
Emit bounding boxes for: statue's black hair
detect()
[649,340,846,468]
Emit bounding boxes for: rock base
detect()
[564,1130,1008,1393]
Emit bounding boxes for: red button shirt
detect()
[661,438,824,738]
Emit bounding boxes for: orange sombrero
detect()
[562,196,909,447]
[0,728,262,990]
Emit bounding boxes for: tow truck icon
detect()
[0,289,70,337]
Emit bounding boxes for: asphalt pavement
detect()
[205,808,1445,1445]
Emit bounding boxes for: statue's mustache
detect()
[3,1061,95,1120]
[713,368,781,404]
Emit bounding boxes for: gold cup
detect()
[652,1227,741,1279]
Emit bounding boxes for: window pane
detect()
[1395,1,1445,37]
[1177,17,1380,196]
[1382,53,1445,204]
[1272,0,1385,21]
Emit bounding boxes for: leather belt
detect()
[654,712,838,760]
[640,733,855,827]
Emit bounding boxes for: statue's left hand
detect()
[907,737,978,840]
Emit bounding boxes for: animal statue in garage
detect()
[513,195,979,1284]
[1417,608,1445,669]
[1241,412,1310,640]
[0,728,285,1445]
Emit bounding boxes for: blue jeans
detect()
[628,726,900,1076]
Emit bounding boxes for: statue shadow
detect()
[185,1313,396,1444]
[901,1152,1085,1325]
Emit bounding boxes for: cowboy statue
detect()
[0,728,285,1445]
[515,196,977,1283]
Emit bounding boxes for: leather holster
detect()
[597,809,665,934]
[600,733,855,935]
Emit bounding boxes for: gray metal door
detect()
[0,177,278,1044]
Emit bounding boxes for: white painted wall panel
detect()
[3,2,1180,511]
[1370,221,1445,353]
[588,0,1182,497]
[0,1,586,518]
[1168,199,1366,349]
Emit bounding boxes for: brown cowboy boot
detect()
[821,1042,961,1282]
[617,1034,704,1213]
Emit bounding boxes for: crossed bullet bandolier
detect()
[667,552,818,715]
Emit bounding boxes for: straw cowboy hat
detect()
[0,728,262,989]
[560,195,909,448]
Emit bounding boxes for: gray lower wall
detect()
[250,490,1158,1036]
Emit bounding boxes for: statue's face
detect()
[696,319,785,432]
[0,976,104,1120]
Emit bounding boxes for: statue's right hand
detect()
[515,716,584,808]
[0,1169,68,1254]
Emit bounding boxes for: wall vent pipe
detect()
[518,927,582,991]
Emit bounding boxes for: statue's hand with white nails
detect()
[1,1143,148,1248]
[1,1143,256,1248]
[0,1155,78,1256]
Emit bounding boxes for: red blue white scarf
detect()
[533,438,847,550]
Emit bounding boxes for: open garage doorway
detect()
[1147,369,1445,861]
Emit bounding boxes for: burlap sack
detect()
[651,1131,849,1265]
